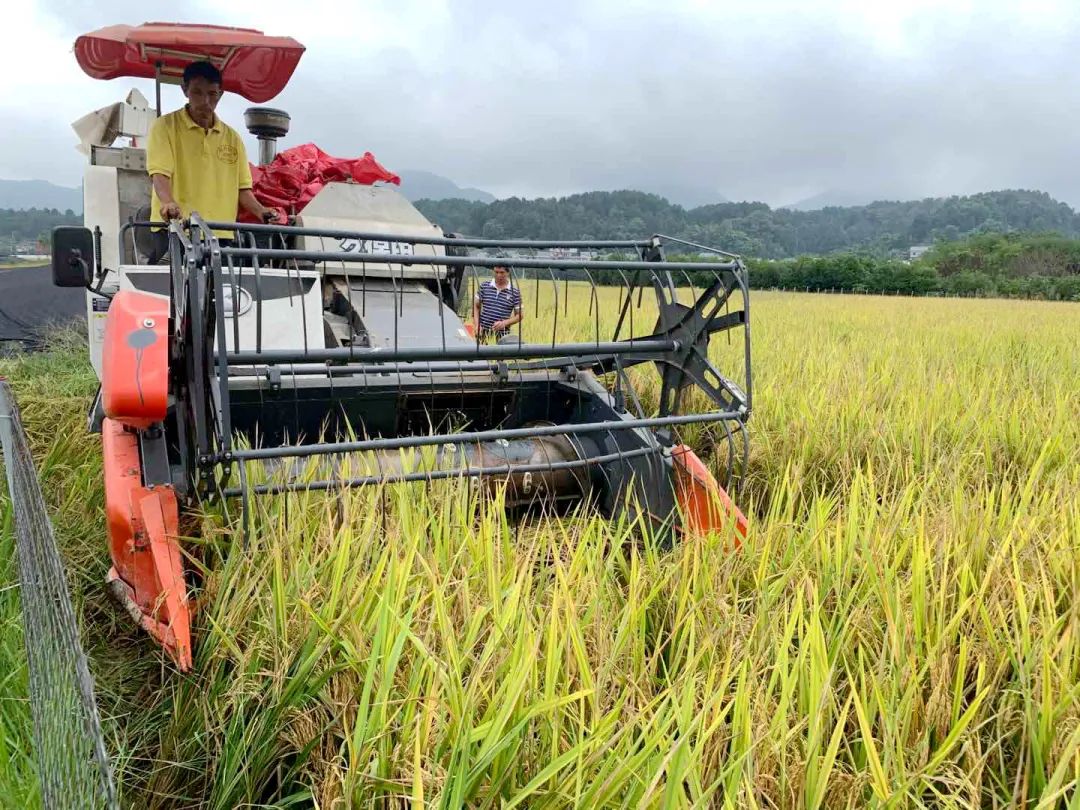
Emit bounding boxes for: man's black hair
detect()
[182,60,223,86]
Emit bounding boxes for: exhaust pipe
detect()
[244,107,291,165]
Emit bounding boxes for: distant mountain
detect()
[397,170,495,203]
[782,190,878,211]
[635,182,729,209]
[0,179,82,213]
[0,170,494,211]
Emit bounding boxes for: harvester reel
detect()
[652,272,748,418]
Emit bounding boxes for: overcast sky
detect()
[5,0,1080,207]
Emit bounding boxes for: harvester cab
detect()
[56,23,753,671]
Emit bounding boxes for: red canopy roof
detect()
[74,23,305,103]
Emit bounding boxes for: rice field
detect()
[2,289,1080,808]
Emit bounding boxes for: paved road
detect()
[0,263,86,345]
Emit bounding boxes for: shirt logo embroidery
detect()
[216,144,238,164]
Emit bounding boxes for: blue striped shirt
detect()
[475,280,522,334]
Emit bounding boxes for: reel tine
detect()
[292,252,309,358]
[291,359,301,459]
[613,268,636,343]
[650,265,671,309]
[361,258,367,318]
[581,266,600,346]
[726,285,733,347]
[248,232,264,354]
[739,421,750,499]
[336,233,347,281]
[225,249,240,353]
[390,257,399,355]
[344,261,356,363]
[283,233,296,305]
[399,255,405,320]
[467,261,482,356]
[721,414,737,494]
[423,238,440,430]
[680,269,697,309]
[326,348,336,437]
[616,356,646,420]
[706,268,735,347]
[436,242,447,353]
[238,460,251,547]
[457,355,467,431]
[208,226,233,459]
[454,255,468,419]
[547,268,558,349]
[508,264,522,345]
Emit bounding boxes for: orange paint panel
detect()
[103,418,147,590]
[101,290,169,429]
[102,418,192,670]
[671,444,748,545]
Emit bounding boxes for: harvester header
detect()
[55,22,752,671]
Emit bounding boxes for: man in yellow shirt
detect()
[145,61,282,262]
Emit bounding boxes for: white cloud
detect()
[6,0,1080,207]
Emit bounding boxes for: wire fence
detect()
[0,379,117,810]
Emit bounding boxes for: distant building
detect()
[908,245,931,261]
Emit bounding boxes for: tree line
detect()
[11,188,1080,260]
[0,207,81,255]
[417,189,1080,300]
[6,195,1080,299]
[742,237,1080,300]
[415,188,1080,259]
[643,233,1079,300]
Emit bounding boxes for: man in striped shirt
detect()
[473,265,523,341]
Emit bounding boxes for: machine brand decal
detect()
[216,144,238,164]
[337,238,414,257]
[126,326,158,406]
[221,284,253,317]
[92,298,111,312]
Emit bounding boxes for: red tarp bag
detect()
[241,143,400,222]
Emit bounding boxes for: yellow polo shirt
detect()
[146,106,252,236]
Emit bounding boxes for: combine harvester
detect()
[51,23,753,671]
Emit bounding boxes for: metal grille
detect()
[0,380,118,810]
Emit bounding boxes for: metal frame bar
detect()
[651,233,743,260]
[226,443,663,497]
[219,246,740,274]
[217,409,741,464]
[206,220,652,250]
[225,339,679,365]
